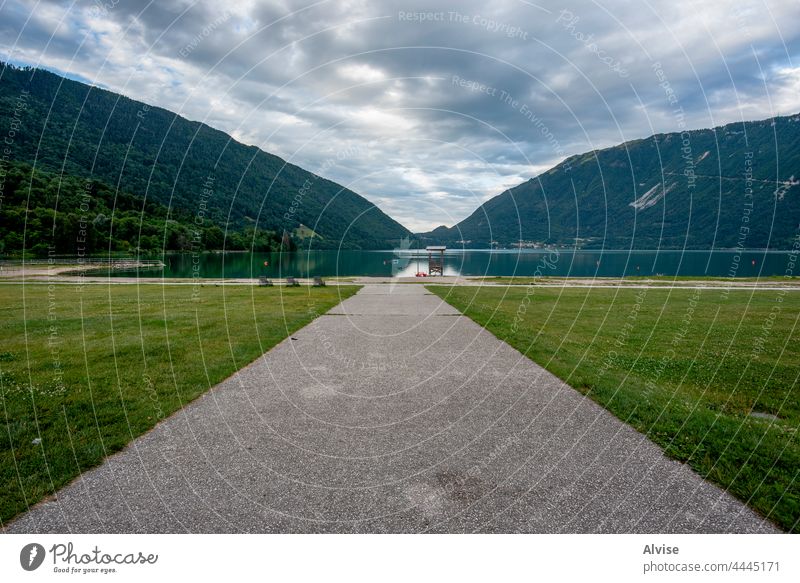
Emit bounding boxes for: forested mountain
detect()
[5,62,797,254]
[0,63,410,253]
[0,161,290,256]
[421,114,800,249]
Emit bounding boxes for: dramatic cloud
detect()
[2,0,799,230]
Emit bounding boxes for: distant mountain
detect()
[420,114,800,249]
[0,63,410,250]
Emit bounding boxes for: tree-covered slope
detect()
[421,114,800,249]
[0,63,410,250]
[0,161,290,256]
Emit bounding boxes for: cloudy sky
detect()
[1,0,799,231]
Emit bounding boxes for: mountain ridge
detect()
[0,62,411,250]
[420,113,800,249]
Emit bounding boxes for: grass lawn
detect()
[428,284,799,532]
[0,282,358,526]
[475,275,800,284]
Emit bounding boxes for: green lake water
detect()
[107,249,796,278]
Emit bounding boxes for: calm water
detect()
[109,249,794,278]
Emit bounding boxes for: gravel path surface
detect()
[5,284,777,533]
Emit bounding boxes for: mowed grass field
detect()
[0,283,358,526]
[429,285,800,532]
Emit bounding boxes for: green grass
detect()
[428,284,800,532]
[0,283,358,525]
[474,275,799,284]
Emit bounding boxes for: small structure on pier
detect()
[426,246,446,276]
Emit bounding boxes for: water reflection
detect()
[112,248,794,279]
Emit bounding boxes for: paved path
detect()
[6,285,777,533]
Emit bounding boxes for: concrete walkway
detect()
[6,285,777,533]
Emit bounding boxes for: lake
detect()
[109,249,795,278]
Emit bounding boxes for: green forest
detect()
[0,161,292,256]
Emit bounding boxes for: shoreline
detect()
[1,272,799,290]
